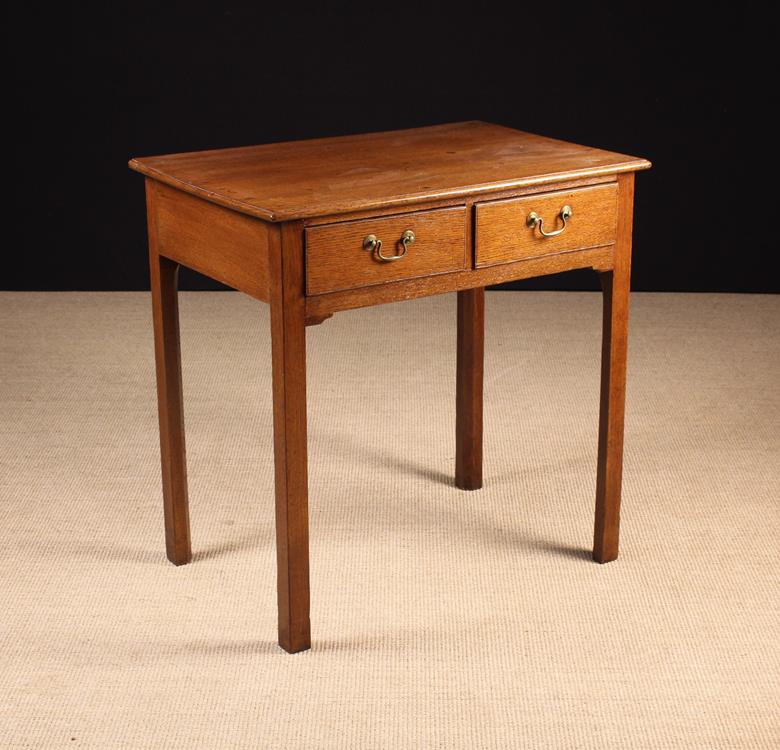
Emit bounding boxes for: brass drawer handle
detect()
[363,229,415,262]
[526,205,573,237]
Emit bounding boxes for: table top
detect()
[129,121,650,222]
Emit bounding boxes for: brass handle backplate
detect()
[526,205,573,237]
[363,229,415,262]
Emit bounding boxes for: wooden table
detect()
[130,122,650,653]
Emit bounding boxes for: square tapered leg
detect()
[594,174,634,563]
[456,287,485,490]
[269,222,311,653]
[148,183,191,566]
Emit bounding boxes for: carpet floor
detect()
[1,291,778,749]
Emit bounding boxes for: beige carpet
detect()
[1,291,778,749]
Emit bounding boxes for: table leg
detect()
[149,251,192,566]
[270,223,311,653]
[593,174,634,563]
[456,287,485,490]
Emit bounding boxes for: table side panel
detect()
[150,180,271,302]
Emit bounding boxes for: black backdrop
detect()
[6,4,774,293]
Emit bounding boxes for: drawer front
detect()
[305,207,467,295]
[475,183,618,268]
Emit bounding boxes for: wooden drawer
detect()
[305,207,467,295]
[475,183,618,268]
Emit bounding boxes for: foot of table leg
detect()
[270,223,311,653]
[149,251,192,566]
[593,174,634,563]
[456,287,485,491]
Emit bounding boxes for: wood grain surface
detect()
[129,121,650,222]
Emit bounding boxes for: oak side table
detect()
[129,121,650,653]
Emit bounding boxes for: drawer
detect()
[305,207,467,295]
[475,183,618,268]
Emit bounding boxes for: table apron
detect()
[304,244,615,317]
